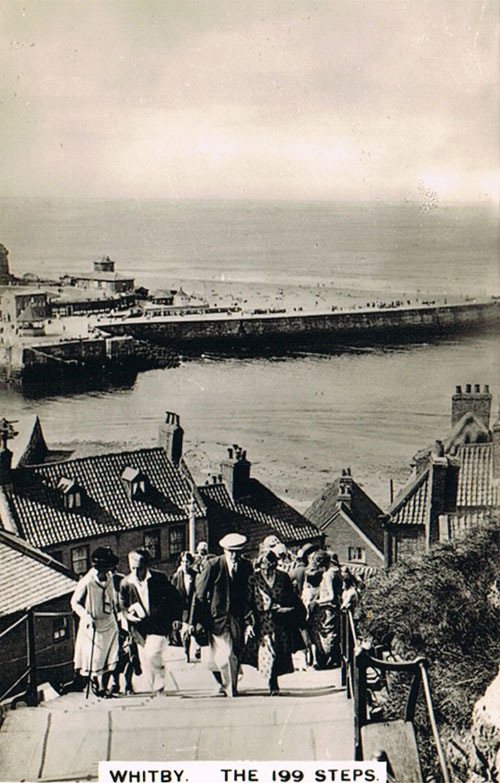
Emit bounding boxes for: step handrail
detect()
[341,607,450,782]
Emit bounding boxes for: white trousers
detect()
[137,634,170,692]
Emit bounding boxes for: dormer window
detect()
[57,476,82,510]
[121,466,147,500]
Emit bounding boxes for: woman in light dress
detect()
[71,547,120,697]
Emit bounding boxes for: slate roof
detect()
[0,530,76,616]
[198,479,321,552]
[304,476,385,552]
[5,448,203,549]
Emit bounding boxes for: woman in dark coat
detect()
[244,550,306,695]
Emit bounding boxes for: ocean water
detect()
[1,198,499,510]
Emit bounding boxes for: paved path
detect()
[0,648,353,782]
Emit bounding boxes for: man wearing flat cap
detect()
[191,532,253,697]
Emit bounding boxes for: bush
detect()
[358,520,500,779]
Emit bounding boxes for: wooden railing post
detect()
[354,645,369,760]
[26,608,38,707]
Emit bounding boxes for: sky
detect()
[1,0,498,201]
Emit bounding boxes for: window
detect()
[348,546,366,563]
[57,477,83,510]
[71,545,89,575]
[53,616,68,642]
[169,526,185,556]
[144,530,161,561]
[121,467,147,499]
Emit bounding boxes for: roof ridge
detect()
[388,466,430,515]
[0,529,75,579]
[24,445,166,470]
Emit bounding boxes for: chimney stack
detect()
[426,454,460,549]
[337,467,353,511]
[0,418,17,491]
[158,411,184,464]
[451,383,492,429]
[220,444,251,501]
[492,405,500,481]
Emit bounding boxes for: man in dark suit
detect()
[191,533,254,697]
[119,549,182,694]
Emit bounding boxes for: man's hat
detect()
[219,533,247,551]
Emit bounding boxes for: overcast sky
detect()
[1,0,498,201]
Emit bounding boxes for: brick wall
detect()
[321,509,384,568]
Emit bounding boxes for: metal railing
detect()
[0,608,75,707]
[340,607,450,783]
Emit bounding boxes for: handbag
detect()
[193,622,209,647]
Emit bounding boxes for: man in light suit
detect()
[119,549,182,694]
[191,533,253,697]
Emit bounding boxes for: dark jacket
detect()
[191,554,253,636]
[119,570,183,637]
[171,568,197,623]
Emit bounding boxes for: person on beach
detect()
[119,549,183,695]
[191,533,253,697]
[71,547,120,698]
[244,550,307,695]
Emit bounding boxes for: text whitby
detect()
[100,764,386,783]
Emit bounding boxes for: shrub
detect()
[358,519,500,779]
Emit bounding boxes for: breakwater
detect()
[95,300,500,352]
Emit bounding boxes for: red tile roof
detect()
[457,444,498,508]
[389,441,499,527]
[6,448,203,549]
[389,469,430,526]
[0,530,76,616]
[198,480,321,552]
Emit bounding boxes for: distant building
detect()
[0,288,48,339]
[0,529,77,702]
[199,445,322,558]
[386,383,500,562]
[61,257,135,295]
[0,244,12,285]
[304,467,385,570]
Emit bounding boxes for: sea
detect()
[1,197,499,511]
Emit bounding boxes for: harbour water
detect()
[1,198,499,511]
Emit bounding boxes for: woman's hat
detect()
[297,542,319,561]
[219,533,247,551]
[91,546,118,567]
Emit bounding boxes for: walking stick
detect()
[85,624,96,700]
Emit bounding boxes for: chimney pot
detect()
[484,384,490,393]
[474,384,480,393]
[455,385,462,393]
[465,384,472,393]
[227,447,233,459]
